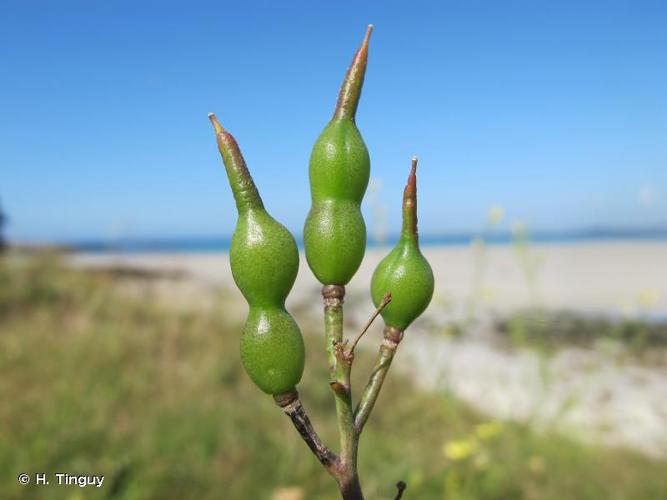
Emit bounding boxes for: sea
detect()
[72,227,667,253]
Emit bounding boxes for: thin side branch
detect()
[394,481,407,499]
[347,292,392,358]
[275,392,340,475]
[354,326,404,433]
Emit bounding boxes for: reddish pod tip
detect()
[406,156,418,197]
[333,24,374,121]
[208,112,224,135]
[208,113,263,212]
[402,157,419,240]
[363,24,374,48]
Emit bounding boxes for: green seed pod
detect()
[371,158,434,331]
[304,25,373,285]
[209,113,304,395]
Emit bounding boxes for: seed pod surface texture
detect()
[304,26,373,285]
[371,158,434,331]
[210,113,304,395]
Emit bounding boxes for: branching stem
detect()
[280,287,404,499]
[274,391,340,475]
[354,326,404,433]
[322,285,362,499]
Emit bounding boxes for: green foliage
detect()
[0,199,6,251]
[498,309,667,353]
[1,257,666,499]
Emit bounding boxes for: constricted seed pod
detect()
[304,25,373,285]
[370,158,434,331]
[209,113,304,396]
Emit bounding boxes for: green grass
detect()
[497,309,667,356]
[1,254,666,499]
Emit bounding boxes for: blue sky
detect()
[1,0,666,243]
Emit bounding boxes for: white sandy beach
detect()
[72,240,667,319]
[70,241,667,457]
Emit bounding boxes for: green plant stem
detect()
[318,288,405,499]
[354,326,403,433]
[322,285,363,500]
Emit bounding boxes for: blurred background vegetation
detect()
[2,3,666,497]
[1,252,666,500]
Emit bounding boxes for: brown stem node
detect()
[329,380,349,397]
[383,325,404,346]
[273,390,299,408]
[322,284,345,304]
